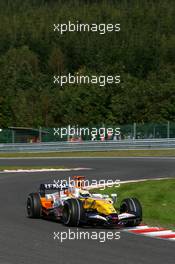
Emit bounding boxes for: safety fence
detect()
[0,122,175,144]
[0,139,175,152]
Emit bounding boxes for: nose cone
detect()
[95,199,116,215]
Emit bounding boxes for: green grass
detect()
[92,179,175,229]
[0,149,175,157]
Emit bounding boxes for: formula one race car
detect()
[26,176,142,227]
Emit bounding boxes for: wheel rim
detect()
[120,202,128,213]
[27,198,32,216]
[62,205,71,224]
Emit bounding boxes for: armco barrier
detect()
[0,139,175,153]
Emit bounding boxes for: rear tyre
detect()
[62,199,84,226]
[27,193,42,218]
[120,198,142,226]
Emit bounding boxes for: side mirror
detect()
[111,194,117,203]
[91,193,103,198]
[102,194,109,199]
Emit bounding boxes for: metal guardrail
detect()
[0,139,175,152]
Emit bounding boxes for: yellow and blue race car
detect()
[26,176,142,227]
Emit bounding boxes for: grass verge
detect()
[0,149,175,157]
[92,179,175,230]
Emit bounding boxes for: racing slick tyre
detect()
[62,198,84,227]
[27,193,42,218]
[120,198,142,227]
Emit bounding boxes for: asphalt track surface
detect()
[0,157,174,264]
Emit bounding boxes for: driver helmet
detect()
[79,190,91,198]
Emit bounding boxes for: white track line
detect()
[86,177,173,190]
[143,230,173,237]
[0,168,92,173]
[124,226,150,230]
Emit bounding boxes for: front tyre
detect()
[62,199,84,227]
[120,198,142,226]
[27,193,42,218]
